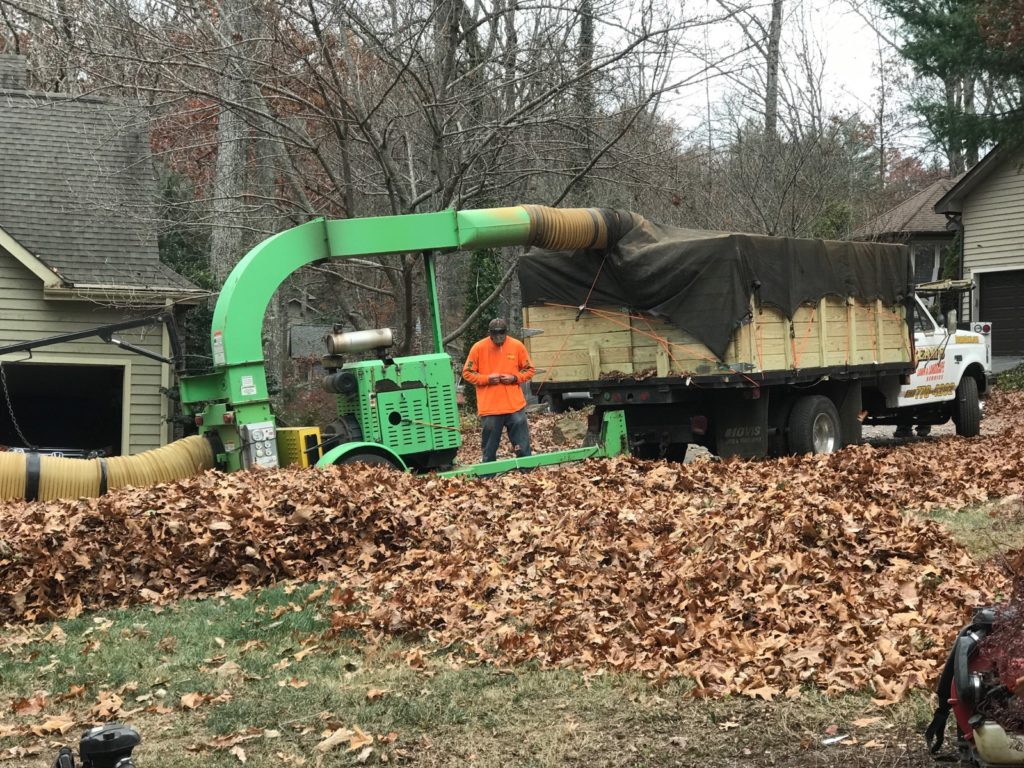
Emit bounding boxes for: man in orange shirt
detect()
[462,318,536,463]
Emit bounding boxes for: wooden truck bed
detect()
[524,298,911,383]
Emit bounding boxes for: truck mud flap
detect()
[713,393,769,458]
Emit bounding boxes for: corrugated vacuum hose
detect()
[0,435,214,502]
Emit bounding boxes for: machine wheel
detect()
[953,376,981,437]
[787,396,841,455]
[664,443,689,462]
[631,442,688,462]
[337,452,399,469]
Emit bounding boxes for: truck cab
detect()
[888,293,992,435]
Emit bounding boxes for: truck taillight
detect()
[973,322,992,334]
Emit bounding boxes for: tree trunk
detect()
[208,0,252,289]
[764,0,784,139]
[575,0,595,197]
[944,75,965,176]
[964,74,978,169]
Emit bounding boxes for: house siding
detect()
[962,159,1024,275]
[0,250,170,452]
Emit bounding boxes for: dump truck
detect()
[0,205,992,500]
[520,219,992,458]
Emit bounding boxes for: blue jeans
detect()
[481,408,532,463]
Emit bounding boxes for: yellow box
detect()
[276,426,323,467]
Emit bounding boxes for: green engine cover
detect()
[334,352,461,466]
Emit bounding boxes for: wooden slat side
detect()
[523,299,910,382]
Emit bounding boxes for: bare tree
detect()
[0,0,744,370]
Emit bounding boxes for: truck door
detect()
[898,297,957,406]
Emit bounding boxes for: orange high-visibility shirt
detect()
[462,336,535,416]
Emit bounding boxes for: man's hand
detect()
[499,374,517,384]
[488,374,501,385]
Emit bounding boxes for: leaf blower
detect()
[51,723,140,768]
[927,606,1024,766]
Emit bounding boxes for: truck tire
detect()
[953,376,981,437]
[787,396,841,455]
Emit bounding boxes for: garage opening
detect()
[979,270,1024,357]
[0,362,124,456]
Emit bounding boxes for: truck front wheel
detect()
[787,396,841,455]
[953,376,981,437]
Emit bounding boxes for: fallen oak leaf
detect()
[306,584,328,602]
[2,744,42,759]
[743,685,780,702]
[12,694,48,716]
[230,746,247,763]
[315,727,354,753]
[205,729,264,749]
[348,725,373,751]
[180,692,209,710]
[30,715,77,736]
[293,646,319,662]
[0,723,22,738]
[91,691,124,719]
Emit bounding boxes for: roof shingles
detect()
[0,80,198,294]
[851,178,959,240]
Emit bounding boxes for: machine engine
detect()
[928,607,1024,766]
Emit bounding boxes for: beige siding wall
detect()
[0,250,169,452]
[962,158,1024,276]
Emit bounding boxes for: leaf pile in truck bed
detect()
[3,393,1024,700]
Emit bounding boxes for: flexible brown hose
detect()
[0,435,214,502]
[521,205,609,251]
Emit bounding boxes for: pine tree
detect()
[158,173,214,375]
[878,0,1024,166]
[460,249,503,412]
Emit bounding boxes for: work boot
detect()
[916,425,932,437]
[894,425,913,439]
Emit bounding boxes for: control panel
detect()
[240,420,279,468]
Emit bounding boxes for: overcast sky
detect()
[652,0,923,151]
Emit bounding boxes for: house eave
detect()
[0,225,66,287]
[44,284,210,305]
[934,146,1005,214]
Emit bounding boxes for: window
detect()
[913,243,939,285]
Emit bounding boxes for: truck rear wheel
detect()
[953,376,981,437]
[787,396,841,455]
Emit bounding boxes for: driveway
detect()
[992,356,1023,374]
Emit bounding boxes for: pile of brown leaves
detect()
[3,393,1024,700]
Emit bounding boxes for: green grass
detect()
[996,363,1024,391]
[10,484,1024,766]
[921,499,1024,563]
[0,581,939,767]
